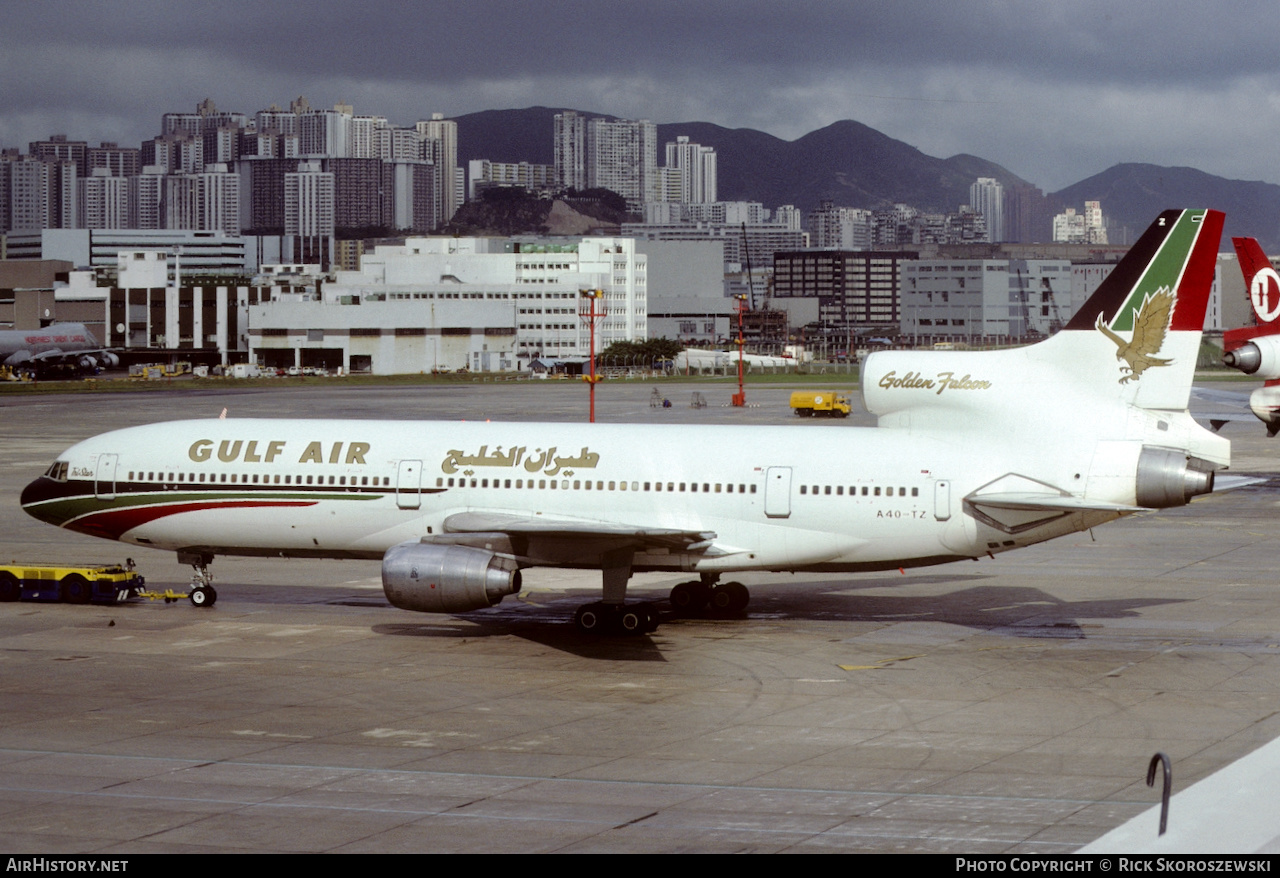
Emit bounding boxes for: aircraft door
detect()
[396,459,422,509]
[934,479,951,521]
[764,466,792,519]
[95,453,118,501]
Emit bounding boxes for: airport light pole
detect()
[578,288,606,423]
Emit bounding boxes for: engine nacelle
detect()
[381,541,521,613]
[1135,446,1215,508]
[1249,385,1280,435]
[99,352,120,369]
[77,355,98,371]
[1223,334,1280,379]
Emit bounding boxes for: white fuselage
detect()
[26,411,1158,574]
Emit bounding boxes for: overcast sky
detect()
[3,0,1277,193]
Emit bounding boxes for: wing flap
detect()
[438,511,720,565]
[968,493,1142,513]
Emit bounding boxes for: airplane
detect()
[1218,237,1280,435]
[0,323,120,378]
[19,209,1230,635]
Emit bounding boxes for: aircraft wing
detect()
[433,511,719,567]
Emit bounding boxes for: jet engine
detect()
[1248,385,1280,437]
[1223,335,1280,378]
[381,541,521,613]
[1135,446,1215,508]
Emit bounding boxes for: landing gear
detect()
[180,551,218,609]
[669,574,750,617]
[574,601,659,636]
[571,550,662,636]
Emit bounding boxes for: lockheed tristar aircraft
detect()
[21,209,1230,635]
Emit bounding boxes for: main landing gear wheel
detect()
[189,585,217,607]
[669,581,710,614]
[574,601,659,636]
[709,581,749,615]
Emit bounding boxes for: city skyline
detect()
[2,1,1277,194]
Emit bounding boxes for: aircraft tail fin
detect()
[1058,209,1223,410]
[1221,237,1280,431]
[1224,237,1280,355]
[1064,209,1223,335]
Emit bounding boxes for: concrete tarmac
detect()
[1,377,1279,853]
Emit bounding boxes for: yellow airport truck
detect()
[789,390,852,418]
[0,561,145,604]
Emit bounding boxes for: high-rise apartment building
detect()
[1053,201,1107,244]
[128,166,166,230]
[165,164,239,236]
[78,169,128,230]
[969,177,1003,243]
[553,111,588,191]
[806,201,873,250]
[87,142,141,179]
[416,114,458,222]
[28,135,87,177]
[300,108,351,158]
[663,136,717,204]
[284,161,335,237]
[586,117,657,210]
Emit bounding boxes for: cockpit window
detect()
[44,461,69,481]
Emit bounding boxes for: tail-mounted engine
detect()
[1223,335,1280,378]
[1135,446,1215,508]
[382,541,522,613]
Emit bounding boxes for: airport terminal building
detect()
[39,234,647,375]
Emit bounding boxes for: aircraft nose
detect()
[20,475,62,525]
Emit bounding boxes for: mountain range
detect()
[454,107,1280,250]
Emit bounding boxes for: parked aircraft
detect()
[0,323,119,377]
[1219,237,1280,435]
[20,210,1230,634]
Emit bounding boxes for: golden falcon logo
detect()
[1094,286,1174,384]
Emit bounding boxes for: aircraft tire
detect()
[669,581,708,614]
[710,582,749,615]
[574,603,604,633]
[190,585,217,608]
[619,607,645,635]
[0,572,19,602]
[61,574,91,604]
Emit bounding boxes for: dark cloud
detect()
[3,1,1279,192]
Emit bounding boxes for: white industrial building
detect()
[243,235,647,374]
[900,258,1074,341]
